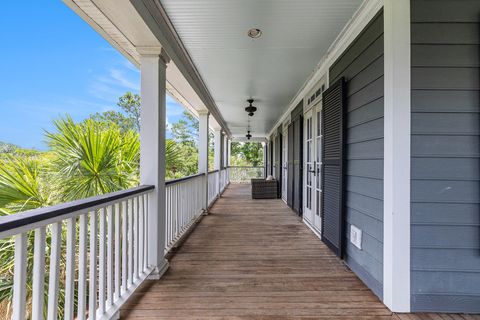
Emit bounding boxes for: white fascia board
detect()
[268,0,384,137]
[62,0,141,68]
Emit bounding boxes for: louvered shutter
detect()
[287,124,294,207]
[321,78,346,258]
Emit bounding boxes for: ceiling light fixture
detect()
[247,28,262,39]
[245,99,257,116]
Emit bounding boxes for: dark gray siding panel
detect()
[411,0,480,312]
[329,11,384,299]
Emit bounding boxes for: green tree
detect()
[45,116,136,200]
[0,113,185,318]
[230,142,263,166]
[117,92,141,132]
[0,156,56,319]
[89,110,135,133]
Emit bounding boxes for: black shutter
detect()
[293,116,303,215]
[269,140,274,176]
[275,134,282,198]
[321,77,346,258]
[287,124,294,207]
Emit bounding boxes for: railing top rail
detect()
[165,173,204,186]
[228,166,264,168]
[0,185,154,234]
[208,169,220,174]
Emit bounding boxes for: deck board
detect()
[121,183,479,320]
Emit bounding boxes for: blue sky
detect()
[0,1,186,150]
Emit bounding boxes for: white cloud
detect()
[87,59,140,103]
[109,68,140,91]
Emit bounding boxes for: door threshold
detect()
[303,219,322,240]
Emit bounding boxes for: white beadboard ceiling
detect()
[160,0,363,137]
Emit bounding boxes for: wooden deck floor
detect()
[121,184,479,320]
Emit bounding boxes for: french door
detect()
[303,110,314,223]
[303,103,323,233]
[282,127,288,202]
[313,103,323,231]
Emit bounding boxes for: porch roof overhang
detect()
[63,0,228,133]
[64,0,375,140]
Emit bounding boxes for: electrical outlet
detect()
[350,225,362,250]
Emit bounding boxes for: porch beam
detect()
[383,0,411,312]
[139,47,170,278]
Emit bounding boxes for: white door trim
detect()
[383,0,411,312]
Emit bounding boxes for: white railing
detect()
[207,170,219,206]
[207,168,229,207]
[0,185,154,320]
[165,173,205,251]
[229,166,265,183]
[1,169,231,320]
[219,167,229,193]
[164,168,230,252]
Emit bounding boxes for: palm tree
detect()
[0,156,53,319]
[46,116,134,200]
[0,115,184,319]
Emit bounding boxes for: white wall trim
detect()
[268,0,383,137]
[383,0,411,312]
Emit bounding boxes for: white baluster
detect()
[143,194,148,268]
[78,214,88,320]
[121,201,127,292]
[139,195,144,273]
[128,198,133,287]
[47,222,61,320]
[12,233,27,320]
[65,218,76,320]
[89,211,98,320]
[32,227,46,320]
[107,205,114,306]
[133,196,139,280]
[114,202,121,301]
[98,208,106,315]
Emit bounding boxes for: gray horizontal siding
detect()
[411,0,480,312]
[329,11,384,299]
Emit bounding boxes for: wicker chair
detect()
[251,178,279,199]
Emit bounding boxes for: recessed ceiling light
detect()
[247,28,262,39]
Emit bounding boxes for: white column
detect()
[139,48,169,278]
[383,0,411,312]
[198,111,209,210]
[223,135,228,168]
[213,129,222,170]
[227,139,231,167]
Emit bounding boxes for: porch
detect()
[120,184,471,320]
[2,0,480,317]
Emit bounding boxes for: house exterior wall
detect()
[329,11,385,299]
[410,0,480,312]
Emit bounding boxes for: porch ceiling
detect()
[159,0,363,138]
